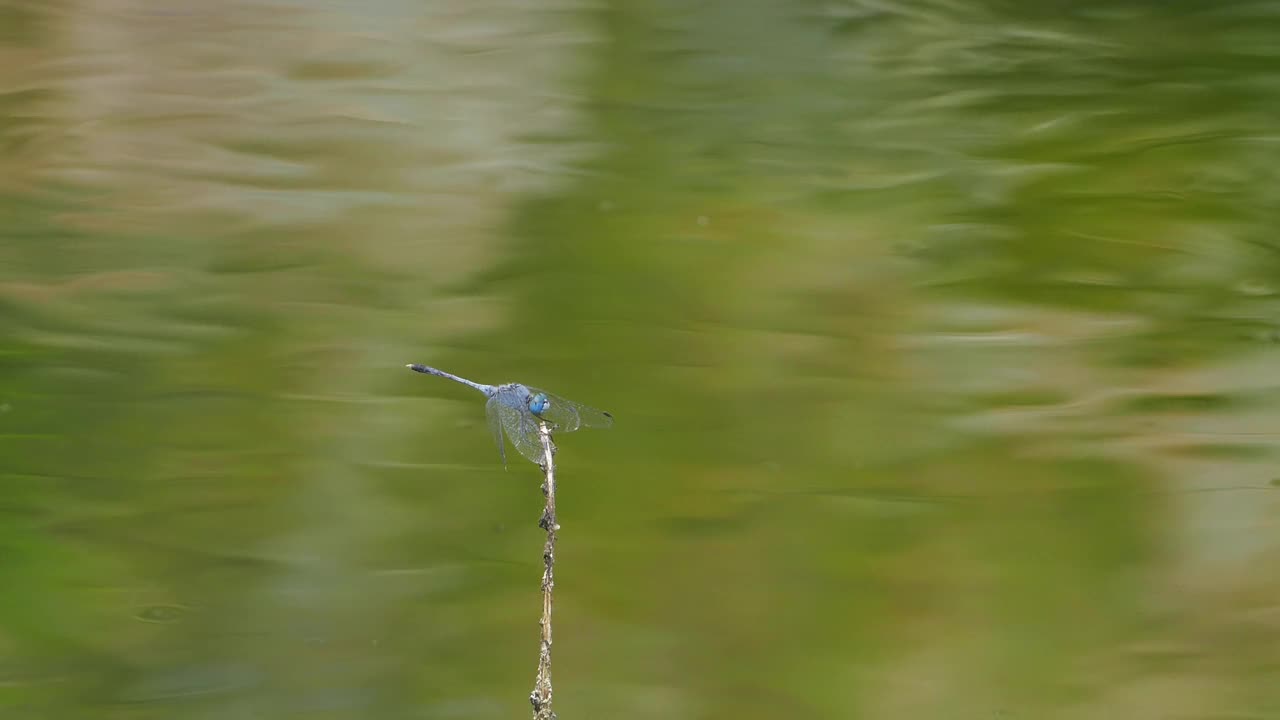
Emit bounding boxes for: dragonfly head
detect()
[528,392,550,417]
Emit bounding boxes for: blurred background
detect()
[2,1,1280,718]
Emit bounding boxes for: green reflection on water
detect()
[2,1,1280,719]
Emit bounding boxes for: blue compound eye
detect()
[529,392,550,416]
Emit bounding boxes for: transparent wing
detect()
[495,401,546,465]
[527,388,614,433]
[484,396,508,466]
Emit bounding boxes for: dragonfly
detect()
[406,364,613,466]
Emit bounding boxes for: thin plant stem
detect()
[530,421,557,720]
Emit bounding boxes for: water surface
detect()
[2,2,1279,718]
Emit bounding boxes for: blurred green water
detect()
[2,1,1280,718]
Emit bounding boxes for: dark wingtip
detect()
[407,364,426,373]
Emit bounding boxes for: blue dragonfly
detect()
[406,364,613,466]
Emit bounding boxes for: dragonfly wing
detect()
[574,401,614,429]
[528,388,613,433]
[496,401,546,464]
[484,396,507,466]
